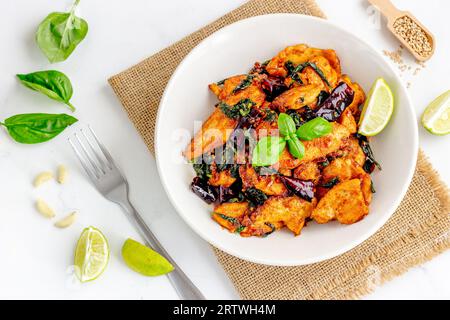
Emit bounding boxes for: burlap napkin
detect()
[108,0,450,299]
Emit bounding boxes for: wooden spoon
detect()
[368,0,435,61]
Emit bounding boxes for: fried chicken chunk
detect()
[209,74,266,107]
[272,85,322,112]
[276,122,351,169]
[212,202,249,232]
[239,166,288,196]
[249,196,316,236]
[311,179,369,224]
[265,44,341,78]
[184,108,238,160]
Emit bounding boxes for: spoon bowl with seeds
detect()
[369,0,435,61]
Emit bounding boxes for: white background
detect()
[0,0,448,299]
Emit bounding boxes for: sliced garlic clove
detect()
[35,198,56,218]
[54,212,77,228]
[57,165,68,184]
[33,171,54,187]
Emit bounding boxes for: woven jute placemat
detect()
[108,0,450,299]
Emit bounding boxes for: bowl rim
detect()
[155,13,418,266]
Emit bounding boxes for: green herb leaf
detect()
[244,188,268,207]
[370,181,376,193]
[232,75,254,94]
[321,177,340,188]
[263,223,276,237]
[285,61,330,87]
[287,136,305,160]
[251,136,286,167]
[36,0,88,63]
[1,113,78,144]
[219,99,255,119]
[296,117,332,141]
[17,70,75,111]
[215,213,239,225]
[278,113,297,137]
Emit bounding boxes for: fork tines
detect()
[68,126,116,181]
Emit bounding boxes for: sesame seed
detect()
[393,16,432,58]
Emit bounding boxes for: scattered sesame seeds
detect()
[383,45,427,89]
[393,16,432,58]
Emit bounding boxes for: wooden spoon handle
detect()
[368,0,400,20]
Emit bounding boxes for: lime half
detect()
[358,78,394,136]
[121,238,174,277]
[421,90,450,135]
[74,226,110,282]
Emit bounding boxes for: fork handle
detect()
[118,199,206,300]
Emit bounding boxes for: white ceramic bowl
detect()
[155,14,418,266]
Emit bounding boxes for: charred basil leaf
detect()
[191,177,216,204]
[215,213,238,225]
[254,166,278,176]
[216,78,226,85]
[245,187,268,207]
[315,82,355,121]
[356,134,382,173]
[287,107,317,128]
[286,110,302,128]
[232,75,255,94]
[318,158,330,168]
[279,176,315,202]
[264,108,277,122]
[262,223,276,237]
[219,99,255,119]
[321,177,340,188]
[285,61,330,86]
[192,154,213,180]
[296,117,332,141]
[317,90,330,106]
[370,181,376,193]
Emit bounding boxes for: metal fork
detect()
[68,126,205,300]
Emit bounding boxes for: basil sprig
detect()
[296,117,332,140]
[17,70,75,112]
[0,113,78,144]
[251,136,286,167]
[36,0,88,63]
[252,113,332,166]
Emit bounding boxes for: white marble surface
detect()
[0,0,448,300]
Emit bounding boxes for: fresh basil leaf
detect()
[296,117,332,141]
[36,0,88,63]
[17,70,75,111]
[251,136,286,167]
[287,136,305,160]
[278,113,296,137]
[1,113,78,144]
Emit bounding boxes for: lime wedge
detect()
[358,78,394,136]
[121,238,174,276]
[421,90,450,135]
[74,226,109,282]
